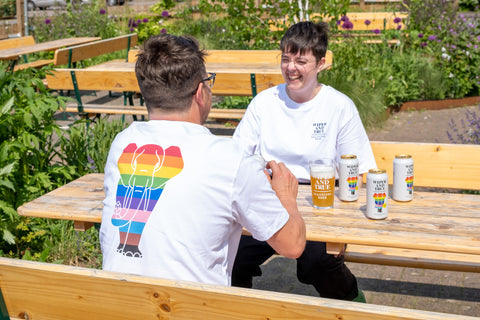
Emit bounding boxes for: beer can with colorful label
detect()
[366,169,388,220]
[393,154,414,201]
[339,155,359,202]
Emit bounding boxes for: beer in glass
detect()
[309,159,335,209]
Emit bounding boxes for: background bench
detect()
[46,34,138,119]
[127,49,333,120]
[0,257,472,320]
[346,141,480,273]
[53,33,138,68]
[0,35,53,71]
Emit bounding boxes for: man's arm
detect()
[264,161,306,259]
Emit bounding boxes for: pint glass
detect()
[309,159,335,209]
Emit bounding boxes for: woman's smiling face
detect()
[280,49,324,103]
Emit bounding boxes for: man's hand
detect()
[264,160,298,204]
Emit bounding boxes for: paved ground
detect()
[58,91,480,318]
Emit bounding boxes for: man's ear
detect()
[194,82,205,106]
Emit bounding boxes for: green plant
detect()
[0,64,77,257]
[404,0,480,98]
[213,96,251,110]
[29,2,120,43]
[0,0,15,17]
[57,117,128,174]
[318,67,387,130]
[447,105,480,144]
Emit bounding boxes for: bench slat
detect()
[370,141,480,190]
[53,34,138,66]
[0,257,472,320]
[345,245,480,273]
[13,59,53,71]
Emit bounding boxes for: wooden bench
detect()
[47,49,332,120]
[130,49,332,120]
[345,141,480,273]
[0,35,53,71]
[0,257,472,320]
[46,34,139,119]
[52,33,138,67]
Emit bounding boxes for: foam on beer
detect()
[310,165,335,178]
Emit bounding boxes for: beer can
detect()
[338,155,359,202]
[393,154,414,201]
[366,169,388,220]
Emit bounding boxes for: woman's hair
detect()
[135,34,207,113]
[280,21,329,62]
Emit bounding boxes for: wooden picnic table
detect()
[0,37,101,70]
[0,37,101,61]
[17,173,480,258]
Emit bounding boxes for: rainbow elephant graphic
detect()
[347,176,358,195]
[373,193,387,212]
[112,143,184,258]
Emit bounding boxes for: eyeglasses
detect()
[280,56,316,68]
[200,72,216,88]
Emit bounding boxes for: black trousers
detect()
[232,235,359,301]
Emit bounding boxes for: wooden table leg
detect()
[74,221,95,232]
[326,242,346,256]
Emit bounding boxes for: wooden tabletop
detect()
[17,173,480,256]
[0,37,101,60]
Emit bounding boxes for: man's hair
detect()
[280,21,329,62]
[135,34,207,113]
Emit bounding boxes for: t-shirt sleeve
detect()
[232,154,289,242]
[232,100,261,155]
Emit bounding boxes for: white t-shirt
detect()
[100,120,289,286]
[233,84,377,183]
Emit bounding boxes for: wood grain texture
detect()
[0,257,473,320]
[0,37,101,60]
[17,172,480,256]
[53,34,138,66]
[0,36,35,50]
[370,141,480,190]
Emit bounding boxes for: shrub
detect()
[447,105,480,144]
[404,0,480,98]
[0,64,126,260]
[29,2,120,43]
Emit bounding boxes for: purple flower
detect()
[421,42,428,47]
[340,15,349,22]
[99,8,106,15]
[130,28,135,32]
[143,18,149,23]
[160,28,167,34]
[137,19,142,24]
[451,44,457,49]
[418,33,424,38]
[372,29,381,34]
[364,19,371,26]
[396,24,402,30]
[336,20,341,25]
[393,17,402,24]
[342,21,354,30]
[428,35,437,41]
[132,22,138,28]
[162,10,169,17]
[45,18,51,24]
[128,18,133,27]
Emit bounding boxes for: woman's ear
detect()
[317,57,326,73]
